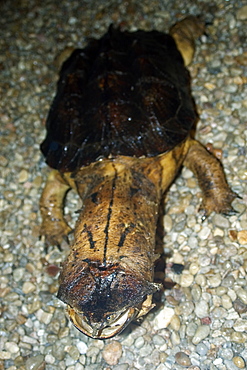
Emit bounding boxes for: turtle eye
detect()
[106,313,117,322]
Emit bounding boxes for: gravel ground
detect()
[0,0,247,369]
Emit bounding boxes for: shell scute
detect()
[41,26,197,172]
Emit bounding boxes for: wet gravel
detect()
[0,0,247,369]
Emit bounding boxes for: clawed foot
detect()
[40,221,72,249]
[199,190,239,221]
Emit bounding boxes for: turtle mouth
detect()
[67,306,138,339]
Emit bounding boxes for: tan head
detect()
[57,259,159,339]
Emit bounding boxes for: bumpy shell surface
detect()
[41,25,197,172]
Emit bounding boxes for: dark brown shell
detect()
[41,25,197,172]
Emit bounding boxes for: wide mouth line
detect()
[67,306,138,339]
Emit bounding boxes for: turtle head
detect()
[57,260,159,339]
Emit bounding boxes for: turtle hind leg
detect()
[169,16,205,66]
[40,170,72,247]
[184,139,237,218]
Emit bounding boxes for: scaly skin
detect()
[184,140,237,217]
[40,170,72,246]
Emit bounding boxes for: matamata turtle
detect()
[40,16,236,339]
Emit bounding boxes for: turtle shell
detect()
[41,25,198,172]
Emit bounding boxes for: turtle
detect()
[40,16,236,339]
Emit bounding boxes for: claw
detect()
[222,208,239,217]
[63,235,70,245]
[199,207,208,222]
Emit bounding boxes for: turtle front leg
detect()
[40,170,72,246]
[169,16,205,66]
[184,139,237,217]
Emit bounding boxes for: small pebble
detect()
[213,214,229,228]
[211,307,226,320]
[164,214,173,232]
[233,298,247,314]
[66,345,80,361]
[186,322,198,337]
[165,355,176,367]
[46,264,60,276]
[220,347,234,360]
[180,272,194,287]
[134,336,145,349]
[237,230,247,245]
[13,267,25,282]
[224,360,242,370]
[171,262,184,274]
[139,344,153,357]
[189,263,200,275]
[221,244,237,259]
[230,332,245,344]
[76,341,88,355]
[238,169,247,180]
[22,281,36,294]
[86,345,100,357]
[192,325,210,344]
[199,255,211,267]
[153,307,175,330]
[172,252,184,264]
[5,342,19,354]
[188,235,198,248]
[52,342,66,361]
[171,331,180,346]
[176,301,194,318]
[102,341,122,366]
[233,319,247,332]
[191,284,201,301]
[25,354,45,370]
[236,288,247,304]
[194,274,207,287]
[215,286,227,296]
[208,273,222,288]
[153,334,166,346]
[201,317,211,325]
[113,365,129,370]
[222,275,235,288]
[175,351,191,367]
[169,315,181,331]
[236,5,247,20]
[198,226,211,240]
[195,300,209,318]
[0,155,8,166]
[74,363,84,370]
[204,82,216,91]
[232,356,246,369]
[35,309,53,325]
[196,343,208,356]
[18,169,29,183]
[0,351,11,360]
[221,294,233,309]
[45,354,55,364]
